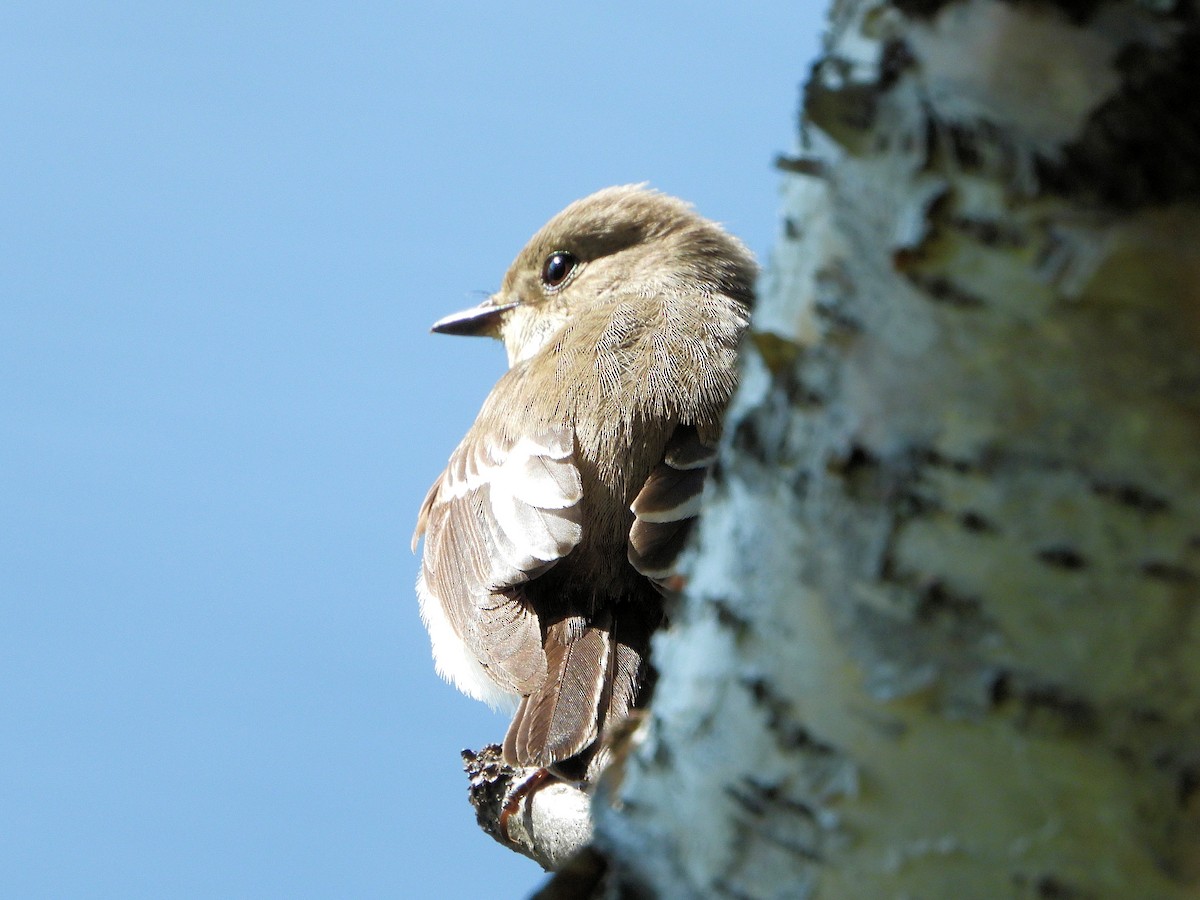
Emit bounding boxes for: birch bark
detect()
[591,1,1200,896]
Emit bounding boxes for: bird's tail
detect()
[502,603,657,777]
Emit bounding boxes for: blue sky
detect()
[1,4,822,897]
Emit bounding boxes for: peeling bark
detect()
[587,1,1200,897]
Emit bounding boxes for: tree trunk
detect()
[591,1,1200,896]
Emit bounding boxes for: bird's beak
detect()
[430,298,519,337]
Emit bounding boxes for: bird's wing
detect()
[414,423,583,696]
[503,424,712,771]
[627,424,717,586]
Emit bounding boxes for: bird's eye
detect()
[541,251,577,289]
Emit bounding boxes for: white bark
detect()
[588,1,1200,897]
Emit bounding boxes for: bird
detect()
[413,185,755,781]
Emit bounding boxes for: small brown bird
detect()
[413,185,755,779]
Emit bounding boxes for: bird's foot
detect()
[499,767,556,843]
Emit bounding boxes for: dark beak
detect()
[430,299,519,337]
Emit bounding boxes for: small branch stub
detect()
[462,745,594,872]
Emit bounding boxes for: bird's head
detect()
[430,185,756,366]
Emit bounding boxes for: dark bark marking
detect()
[731,417,769,464]
[773,155,827,178]
[827,442,878,478]
[1017,684,1099,737]
[724,778,824,862]
[959,510,997,533]
[916,445,988,475]
[1037,545,1088,570]
[905,272,987,309]
[1139,560,1196,583]
[1090,479,1170,514]
[708,457,725,486]
[892,0,954,17]
[879,38,917,90]
[1177,764,1200,811]
[828,444,892,505]
[749,330,803,377]
[726,777,821,824]
[1025,0,1107,27]
[897,0,1111,27]
[710,598,752,636]
[813,265,865,336]
[1013,871,1097,900]
[1043,32,1200,209]
[898,488,941,519]
[914,579,982,624]
[988,670,1012,707]
[947,215,1027,249]
[744,676,842,755]
[804,57,879,150]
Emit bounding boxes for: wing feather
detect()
[627,425,717,583]
[415,422,583,698]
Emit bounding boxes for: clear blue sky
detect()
[1,4,822,897]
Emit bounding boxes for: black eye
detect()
[541,251,577,288]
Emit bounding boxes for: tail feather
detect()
[503,617,609,768]
[597,603,655,736]
[501,602,662,772]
